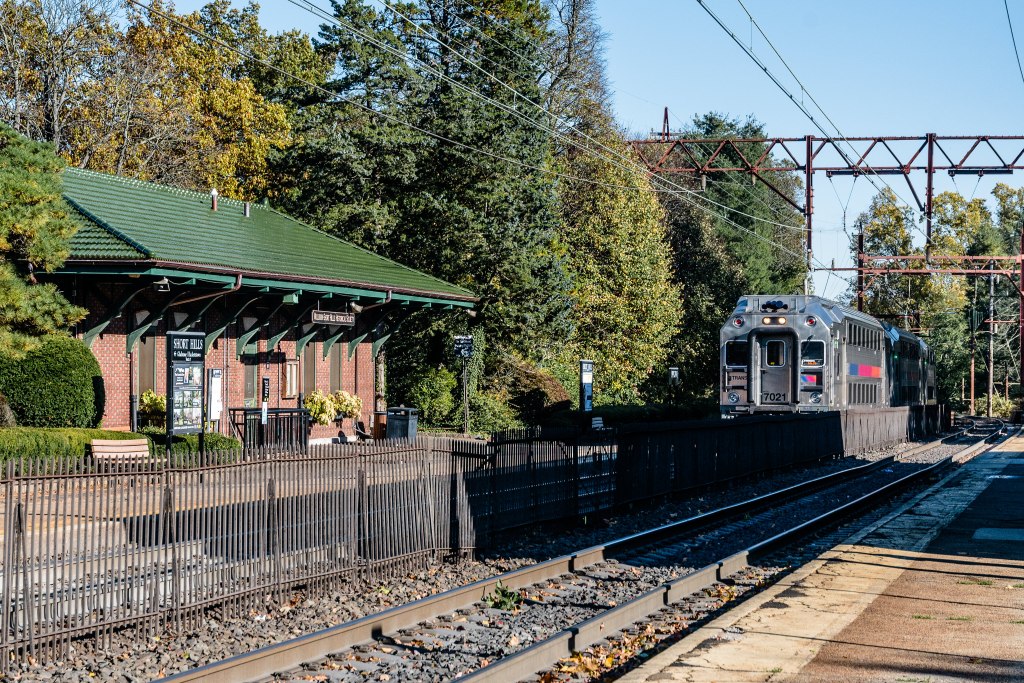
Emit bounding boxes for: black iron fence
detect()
[0,405,944,665]
[228,407,310,450]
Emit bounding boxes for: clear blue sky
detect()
[173,0,1024,300]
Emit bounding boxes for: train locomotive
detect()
[720,295,936,416]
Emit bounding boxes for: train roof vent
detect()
[760,300,789,313]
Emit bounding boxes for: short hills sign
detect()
[312,310,355,326]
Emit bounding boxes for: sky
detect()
[172,0,1024,300]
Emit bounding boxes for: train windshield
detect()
[724,341,749,367]
[800,341,825,367]
[765,340,786,367]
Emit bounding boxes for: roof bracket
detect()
[322,328,347,359]
[236,301,286,359]
[169,296,220,332]
[204,296,260,354]
[83,284,148,348]
[267,303,316,351]
[126,295,181,355]
[295,326,320,358]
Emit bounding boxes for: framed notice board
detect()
[166,331,206,437]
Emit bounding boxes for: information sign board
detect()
[454,335,474,358]
[166,331,205,436]
[579,359,594,413]
[312,310,355,326]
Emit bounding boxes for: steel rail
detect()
[157,432,977,683]
[457,435,996,683]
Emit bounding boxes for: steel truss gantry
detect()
[631,114,1024,267]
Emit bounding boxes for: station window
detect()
[765,340,786,367]
[329,343,343,393]
[725,341,749,368]
[800,341,825,367]
[282,360,299,398]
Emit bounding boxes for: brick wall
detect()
[78,286,378,441]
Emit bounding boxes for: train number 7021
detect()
[762,392,786,402]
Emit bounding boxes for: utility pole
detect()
[988,261,995,417]
[970,280,977,416]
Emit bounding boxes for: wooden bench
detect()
[90,439,153,471]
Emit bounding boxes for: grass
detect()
[911,614,933,620]
[947,616,973,622]
[1012,583,1024,589]
[956,579,993,586]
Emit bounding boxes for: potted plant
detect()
[302,390,336,427]
[332,390,363,439]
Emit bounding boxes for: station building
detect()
[46,168,475,442]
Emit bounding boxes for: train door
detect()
[757,334,792,405]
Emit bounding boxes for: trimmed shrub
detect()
[0,427,143,461]
[0,335,104,428]
[140,427,241,454]
[470,391,523,433]
[501,358,571,424]
[408,366,458,426]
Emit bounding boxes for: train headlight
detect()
[805,316,816,326]
[732,317,744,327]
[810,392,822,404]
[727,392,740,404]
[776,317,786,325]
[762,316,772,325]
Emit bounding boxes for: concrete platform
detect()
[620,437,1024,683]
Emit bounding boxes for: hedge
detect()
[140,427,241,454]
[0,427,143,461]
[0,335,104,428]
[0,427,242,464]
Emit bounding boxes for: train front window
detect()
[801,341,825,367]
[725,341,749,368]
[765,340,786,367]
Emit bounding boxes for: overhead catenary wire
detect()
[698,0,927,243]
[124,0,815,269]
[292,0,820,243]
[1005,0,1024,92]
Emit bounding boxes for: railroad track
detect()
[160,430,1000,683]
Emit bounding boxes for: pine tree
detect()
[0,125,85,354]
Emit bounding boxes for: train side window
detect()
[800,340,825,367]
[765,340,786,367]
[725,341,749,367]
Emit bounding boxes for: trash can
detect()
[386,407,419,440]
[373,410,388,439]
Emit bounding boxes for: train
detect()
[720,295,936,416]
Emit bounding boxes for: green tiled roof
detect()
[61,168,474,301]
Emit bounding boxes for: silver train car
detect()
[720,295,936,416]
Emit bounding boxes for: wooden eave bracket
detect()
[83,284,148,348]
[295,324,320,358]
[204,296,260,354]
[126,295,182,355]
[236,301,286,359]
[169,296,220,332]
[267,302,317,352]
[345,304,403,360]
